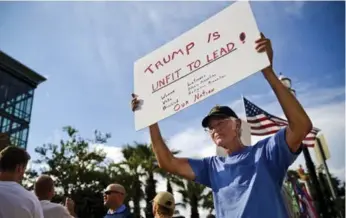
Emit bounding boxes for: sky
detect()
[0,1,345,217]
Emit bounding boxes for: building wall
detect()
[0,64,35,149]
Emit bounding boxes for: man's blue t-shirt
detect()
[188,128,301,218]
[104,204,132,218]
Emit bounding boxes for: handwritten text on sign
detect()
[134,2,270,130]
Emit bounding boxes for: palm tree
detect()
[119,142,180,217]
[202,190,214,214]
[134,143,158,218]
[132,143,180,218]
[166,179,173,193]
[171,177,211,218]
[158,171,177,195]
[115,145,146,218]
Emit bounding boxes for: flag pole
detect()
[240,94,246,120]
[240,94,253,146]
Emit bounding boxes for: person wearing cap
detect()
[103,183,132,218]
[152,191,175,218]
[131,33,312,218]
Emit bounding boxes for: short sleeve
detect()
[58,206,73,218]
[265,127,302,181]
[188,157,212,188]
[33,198,44,218]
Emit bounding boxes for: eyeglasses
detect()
[104,190,125,195]
[204,118,235,134]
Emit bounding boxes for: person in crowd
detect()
[103,183,132,218]
[206,214,216,218]
[0,146,43,218]
[152,191,175,218]
[34,174,77,218]
[131,33,313,218]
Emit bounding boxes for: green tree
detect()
[22,168,38,190]
[133,143,158,218]
[202,190,214,214]
[158,170,179,195]
[172,177,211,218]
[147,147,181,218]
[318,172,345,217]
[121,143,180,218]
[118,145,146,218]
[166,179,173,194]
[25,126,114,218]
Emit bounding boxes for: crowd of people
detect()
[0,33,315,218]
[0,145,179,218]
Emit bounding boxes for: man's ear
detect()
[236,119,242,136]
[236,119,242,130]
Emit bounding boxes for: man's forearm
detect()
[263,68,312,134]
[149,123,175,170]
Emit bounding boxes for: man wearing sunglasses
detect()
[103,184,132,218]
[131,33,313,218]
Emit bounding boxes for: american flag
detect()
[294,181,318,218]
[243,97,320,147]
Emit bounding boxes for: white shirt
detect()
[40,200,73,218]
[0,181,43,218]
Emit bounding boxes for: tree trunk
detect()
[132,177,142,218]
[190,194,199,218]
[167,179,173,194]
[145,172,156,218]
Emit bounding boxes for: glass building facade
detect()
[0,51,46,149]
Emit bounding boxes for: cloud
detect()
[290,100,345,174]
[329,167,345,183]
[93,143,124,163]
[284,1,306,18]
[168,128,214,158]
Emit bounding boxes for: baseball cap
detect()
[202,105,238,128]
[152,192,175,210]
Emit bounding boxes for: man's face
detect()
[207,117,239,148]
[103,185,124,208]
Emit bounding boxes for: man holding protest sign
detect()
[131,33,312,218]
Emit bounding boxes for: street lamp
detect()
[278,73,296,96]
[278,72,329,217]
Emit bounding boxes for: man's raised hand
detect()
[255,32,273,73]
[131,93,141,111]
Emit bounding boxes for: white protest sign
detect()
[134,1,270,130]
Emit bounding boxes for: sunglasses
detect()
[104,190,124,195]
